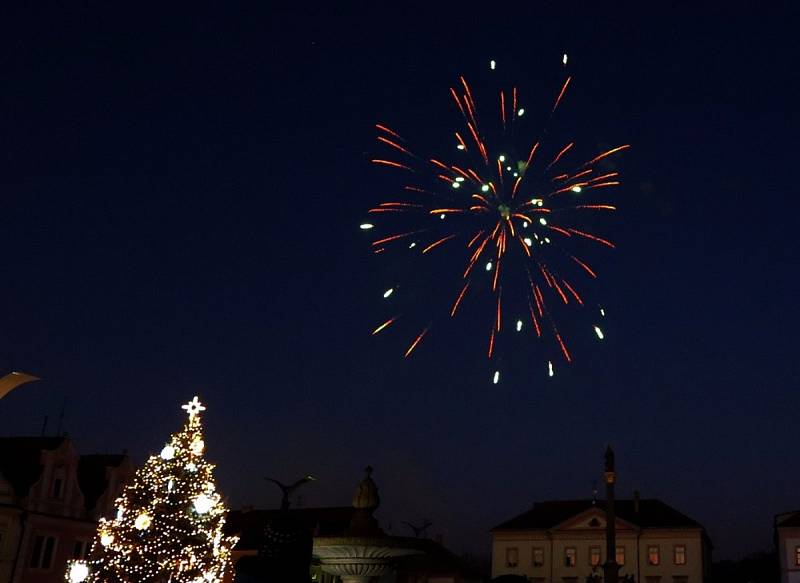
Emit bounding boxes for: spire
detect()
[604,445,615,473]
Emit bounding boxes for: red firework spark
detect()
[364,57,628,378]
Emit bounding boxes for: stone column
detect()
[603,446,619,583]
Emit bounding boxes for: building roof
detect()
[0,436,67,497]
[395,537,484,580]
[492,499,703,531]
[776,512,800,528]
[226,506,356,550]
[77,454,128,511]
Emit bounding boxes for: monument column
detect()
[603,446,619,583]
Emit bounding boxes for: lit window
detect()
[590,546,601,567]
[565,547,577,567]
[30,535,57,569]
[506,547,519,568]
[795,546,800,567]
[648,545,660,565]
[616,546,626,566]
[532,546,545,567]
[674,545,686,565]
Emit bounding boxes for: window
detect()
[616,545,626,566]
[590,546,601,567]
[73,540,90,559]
[673,577,688,583]
[564,547,577,567]
[648,545,660,566]
[30,535,57,569]
[51,467,66,499]
[505,547,519,568]
[795,546,800,567]
[674,545,686,565]
[532,546,545,567]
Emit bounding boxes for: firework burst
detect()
[363,56,629,381]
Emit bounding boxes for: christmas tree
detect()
[67,396,237,583]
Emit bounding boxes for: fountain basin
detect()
[314,536,422,583]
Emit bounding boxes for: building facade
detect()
[0,437,132,583]
[776,511,800,583]
[491,499,712,583]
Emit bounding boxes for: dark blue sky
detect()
[0,3,798,561]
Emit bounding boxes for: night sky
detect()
[1,4,798,562]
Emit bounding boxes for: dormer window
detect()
[51,467,66,499]
[589,517,601,527]
[51,478,63,499]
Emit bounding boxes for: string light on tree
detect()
[66,396,237,583]
[133,513,152,530]
[68,561,89,583]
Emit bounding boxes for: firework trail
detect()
[363,55,628,381]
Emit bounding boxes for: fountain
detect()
[313,466,421,583]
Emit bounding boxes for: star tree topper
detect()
[182,396,206,419]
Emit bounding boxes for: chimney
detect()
[634,490,640,514]
[435,533,444,546]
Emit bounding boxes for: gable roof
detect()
[394,536,484,580]
[776,512,800,528]
[492,499,703,531]
[77,454,128,511]
[0,437,67,496]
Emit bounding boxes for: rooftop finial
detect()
[352,465,380,511]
